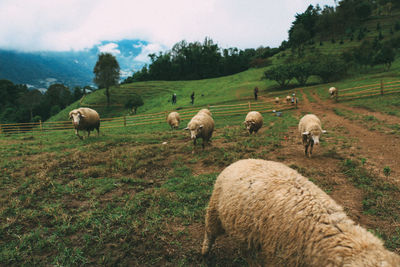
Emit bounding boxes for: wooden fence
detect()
[335,80,400,102]
[0,99,296,136]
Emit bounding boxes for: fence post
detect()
[40,120,43,132]
[124,116,126,127]
[380,80,384,96]
[0,125,2,135]
[335,89,339,102]
[248,101,251,111]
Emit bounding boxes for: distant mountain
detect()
[0,39,148,90]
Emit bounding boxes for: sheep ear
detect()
[183,127,189,130]
[322,130,327,134]
[251,121,256,125]
[302,131,309,136]
[199,125,204,129]
[80,113,86,118]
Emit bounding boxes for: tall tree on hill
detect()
[93,53,120,106]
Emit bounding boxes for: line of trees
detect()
[0,80,93,124]
[122,38,281,83]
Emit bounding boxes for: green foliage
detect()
[383,166,391,177]
[264,64,294,88]
[124,93,144,114]
[314,54,347,83]
[93,53,120,106]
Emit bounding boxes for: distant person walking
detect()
[254,87,259,100]
[191,92,195,105]
[172,93,177,104]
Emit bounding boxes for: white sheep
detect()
[166,112,180,129]
[244,111,263,134]
[274,97,280,104]
[286,95,291,104]
[184,111,214,150]
[202,159,400,266]
[298,114,326,157]
[329,87,337,98]
[197,108,212,117]
[69,107,100,139]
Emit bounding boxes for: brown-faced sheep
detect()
[197,108,212,117]
[69,108,100,139]
[298,114,326,157]
[184,111,214,150]
[329,87,337,98]
[202,159,400,266]
[244,111,263,134]
[166,112,180,129]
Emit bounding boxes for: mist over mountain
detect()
[0,39,148,90]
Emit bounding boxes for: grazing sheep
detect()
[69,108,100,139]
[329,87,337,98]
[197,108,212,117]
[202,159,400,266]
[274,97,280,104]
[184,111,214,150]
[166,112,180,129]
[244,111,263,134]
[298,114,326,157]
[286,95,291,103]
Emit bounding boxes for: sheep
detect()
[274,97,280,104]
[329,87,337,98]
[166,111,180,129]
[197,108,212,117]
[244,111,263,134]
[286,95,291,104]
[202,159,400,266]
[184,111,214,150]
[298,114,326,157]
[68,107,100,139]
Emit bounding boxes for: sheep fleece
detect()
[187,113,214,142]
[202,159,400,266]
[298,114,322,136]
[197,108,212,117]
[166,112,180,129]
[245,111,263,134]
[69,108,100,132]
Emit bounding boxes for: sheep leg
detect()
[75,129,83,140]
[96,127,100,136]
[309,140,314,157]
[202,201,224,255]
[304,143,309,157]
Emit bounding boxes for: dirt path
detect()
[301,90,399,184]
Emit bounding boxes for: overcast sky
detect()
[0,0,335,53]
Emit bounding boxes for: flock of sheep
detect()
[68,87,400,266]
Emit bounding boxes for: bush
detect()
[125,94,144,114]
[314,55,347,83]
[264,64,295,88]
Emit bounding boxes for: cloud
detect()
[98,43,121,55]
[0,0,336,52]
[134,43,168,63]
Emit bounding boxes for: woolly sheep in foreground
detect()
[329,87,337,98]
[166,111,180,129]
[244,111,263,134]
[197,108,212,117]
[298,114,326,157]
[69,107,100,139]
[202,159,400,266]
[184,111,214,150]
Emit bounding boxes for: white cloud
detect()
[134,43,168,63]
[98,43,121,55]
[0,0,336,52]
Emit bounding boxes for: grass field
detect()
[2,18,400,265]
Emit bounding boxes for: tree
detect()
[292,62,314,86]
[18,89,42,121]
[374,44,395,70]
[124,94,144,114]
[264,65,295,88]
[93,53,120,106]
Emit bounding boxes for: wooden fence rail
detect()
[0,99,295,136]
[335,80,400,102]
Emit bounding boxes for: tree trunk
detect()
[106,87,110,106]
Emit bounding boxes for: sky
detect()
[0,0,335,54]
